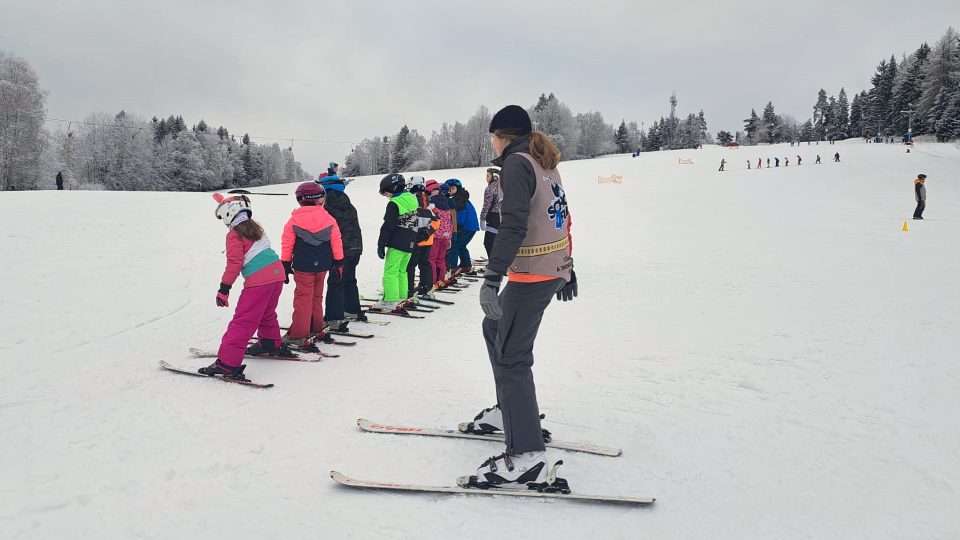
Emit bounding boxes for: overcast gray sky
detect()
[3,0,958,173]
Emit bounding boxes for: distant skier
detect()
[834,152,840,162]
[784,157,789,167]
[774,157,780,167]
[797,155,802,166]
[913,174,927,220]
[747,160,751,170]
[718,159,726,172]
[816,155,822,164]
[203,194,289,380]
[55,171,64,190]
[767,158,771,167]
[757,158,762,168]
[463,105,576,491]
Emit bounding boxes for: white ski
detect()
[357,418,622,457]
[330,471,654,505]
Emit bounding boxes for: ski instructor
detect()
[459,105,578,491]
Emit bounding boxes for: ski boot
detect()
[198,359,249,380]
[250,338,298,357]
[344,310,369,323]
[457,452,570,493]
[459,404,552,442]
[373,301,408,315]
[327,320,350,333]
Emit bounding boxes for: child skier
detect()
[913,174,927,219]
[318,173,365,327]
[280,182,344,347]
[426,179,453,284]
[797,155,802,165]
[445,179,480,275]
[375,174,419,312]
[718,159,726,172]
[406,176,440,299]
[202,194,288,379]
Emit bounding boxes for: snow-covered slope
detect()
[2,140,959,539]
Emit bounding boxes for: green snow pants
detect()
[382,248,412,302]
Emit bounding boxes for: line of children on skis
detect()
[371,173,487,313]
[206,164,499,379]
[728,152,840,171]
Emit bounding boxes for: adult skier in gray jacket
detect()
[459,105,577,492]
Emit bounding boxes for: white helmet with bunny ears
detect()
[213,193,252,227]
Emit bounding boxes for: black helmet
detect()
[379,173,406,194]
[918,173,927,179]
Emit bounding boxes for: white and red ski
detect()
[330,471,654,505]
[357,418,622,457]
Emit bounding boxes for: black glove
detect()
[282,261,293,284]
[556,270,578,302]
[332,259,344,280]
[216,282,232,307]
[377,245,386,260]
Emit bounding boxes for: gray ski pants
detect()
[482,278,564,454]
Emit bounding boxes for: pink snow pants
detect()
[218,281,283,367]
[430,236,450,283]
[289,270,328,339]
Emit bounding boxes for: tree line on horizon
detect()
[0,51,311,191]
[725,27,960,146]
[342,92,711,176]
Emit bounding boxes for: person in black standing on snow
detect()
[459,105,577,491]
[318,173,366,327]
[834,152,840,162]
[480,167,502,258]
[56,171,64,190]
[718,159,726,171]
[913,174,927,220]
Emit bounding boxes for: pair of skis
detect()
[334,419,654,505]
[153,362,656,505]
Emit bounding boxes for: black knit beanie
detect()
[489,105,532,135]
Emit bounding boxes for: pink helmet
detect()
[424,179,441,192]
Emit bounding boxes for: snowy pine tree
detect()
[918,28,960,140]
